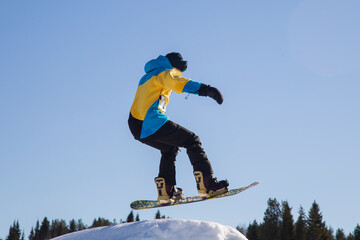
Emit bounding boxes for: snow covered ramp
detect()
[52,219,247,240]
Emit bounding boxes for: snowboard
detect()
[130,181,259,210]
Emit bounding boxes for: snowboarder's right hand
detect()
[198,84,223,105]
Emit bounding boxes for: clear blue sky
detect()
[1,0,359,238]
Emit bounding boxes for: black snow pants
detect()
[128,114,214,186]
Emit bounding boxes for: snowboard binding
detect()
[194,171,229,198]
[154,177,185,205]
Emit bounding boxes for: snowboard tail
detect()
[130,181,259,210]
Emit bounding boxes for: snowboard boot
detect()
[193,171,229,198]
[154,177,185,204]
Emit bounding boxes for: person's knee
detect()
[161,146,179,159]
[184,133,202,149]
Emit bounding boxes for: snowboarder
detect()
[128,52,229,204]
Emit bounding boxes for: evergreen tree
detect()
[259,198,281,240]
[33,221,40,240]
[295,206,307,240]
[279,201,295,240]
[306,201,325,240]
[348,233,355,240]
[69,219,77,233]
[76,219,86,231]
[50,219,68,238]
[126,211,134,223]
[39,217,51,240]
[28,228,35,240]
[155,210,161,219]
[91,218,111,228]
[6,221,21,240]
[335,229,346,240]
[135,214,140,222]
[323,226,335,240]
[354,224,360,240]
[246,220,259,240]
[236,225,247,236]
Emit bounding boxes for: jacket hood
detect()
[144,55,172,73]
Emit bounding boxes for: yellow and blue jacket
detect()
[130,55,202,139]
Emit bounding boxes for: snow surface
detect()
[52,219,247,240]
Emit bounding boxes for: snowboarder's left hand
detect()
[198,84,223,105]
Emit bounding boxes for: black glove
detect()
[198,84,223,105]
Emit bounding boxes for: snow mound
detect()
[52,219,247,240]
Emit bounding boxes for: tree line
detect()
[236,198,360,240]
[3,199,359,240]
[3,210,165,240]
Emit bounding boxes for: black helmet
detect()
[166,52,187,72]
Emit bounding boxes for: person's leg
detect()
[129,114,179,186]
[140,138,179,186]
[139,139,184,203]
[145,120,214,177]
[140,119,228,198]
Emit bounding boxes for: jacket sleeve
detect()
[159,69,202,95]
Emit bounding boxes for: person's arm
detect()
[160,69,223,104]
[160,69,199,94]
